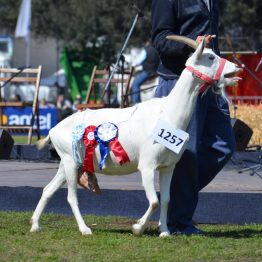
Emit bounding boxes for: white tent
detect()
[40,69,66,88]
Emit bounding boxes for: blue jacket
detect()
[151,0,219,79]
[143,45,160,75]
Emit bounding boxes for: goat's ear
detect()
[195,37,206,60]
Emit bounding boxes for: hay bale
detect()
[229,104,262,146]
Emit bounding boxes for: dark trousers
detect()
[155,77,235,230]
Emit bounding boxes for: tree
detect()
[0,0,260,62]
[0,0,20,33]
[219,0,262,51]
[31,0,152,63]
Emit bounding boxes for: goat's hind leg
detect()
[132,168,159,236]
[64,157,92,236]
[30,161,66,232]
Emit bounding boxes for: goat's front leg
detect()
[158,167,174,237]
[30,161,66,232]
[64,157,92,236]
[132,168,159,236]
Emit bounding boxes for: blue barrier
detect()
[2,107,58,135]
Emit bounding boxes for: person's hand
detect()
[196,35,215,46]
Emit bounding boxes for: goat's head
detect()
[167,35,242,97]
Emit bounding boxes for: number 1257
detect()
[158,128,183,146]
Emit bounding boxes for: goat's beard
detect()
[212,83,230,104]
[221,85,229,103]
[201,84,229,104]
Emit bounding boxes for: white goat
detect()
[30,36,241,237]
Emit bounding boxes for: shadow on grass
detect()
[91,223,262,238]
[94,228,262,238]
[207,229,262,238]
[96,227,160,236]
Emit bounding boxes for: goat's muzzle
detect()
[224,67,243,79]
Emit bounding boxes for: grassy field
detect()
[0,212,261,262]
[12,135,40,144]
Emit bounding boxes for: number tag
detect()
[151,119,189,154]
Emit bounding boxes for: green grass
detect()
[12,135,40,144]
[0,212,261,262]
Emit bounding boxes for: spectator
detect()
[56,94,73,120]
[131,40,160,104]
[10,94,22,102]
[39,98,55,109]
[72,94,82,112]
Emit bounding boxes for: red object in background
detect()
[225,54,262,104]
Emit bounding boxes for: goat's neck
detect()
[162,69,203,130]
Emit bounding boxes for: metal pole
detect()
[103,13,141,104]
[232,56,262,88]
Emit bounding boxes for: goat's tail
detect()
[36,135,51,150]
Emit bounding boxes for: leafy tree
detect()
[219,0,262,51]
[0,0,20,33]
[32,0,151,63]
[0,0,260,62]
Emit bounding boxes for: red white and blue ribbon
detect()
[72,122,130,172]
[94,122,130,170]
[82,125,97,173]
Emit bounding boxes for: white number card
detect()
[152,119,189,154]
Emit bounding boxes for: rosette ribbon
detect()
[83,125,97,173]
[94,122,130,170]
[72,124,85,167]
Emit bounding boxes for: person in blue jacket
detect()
[151,0,235,235]
[131,40,160,104]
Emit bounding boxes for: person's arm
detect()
[132,49,147,67]
[151,0,191,57]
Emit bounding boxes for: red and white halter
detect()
[186,58,227,93]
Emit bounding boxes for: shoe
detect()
[173,225,206,236]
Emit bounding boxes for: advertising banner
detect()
[2,107,57,135]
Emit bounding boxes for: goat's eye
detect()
[209,55,215,60]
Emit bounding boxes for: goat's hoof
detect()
[30,224,41,232]
[159,231,170,237]
[132,223,144,236]
[81,227,92,236]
